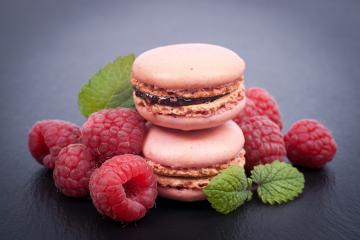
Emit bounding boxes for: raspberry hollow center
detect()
[123,177,139,199]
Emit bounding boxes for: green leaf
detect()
[251,161,305,205]
[203,165,252,214]
[78,54,135,117]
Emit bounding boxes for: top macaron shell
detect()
[132,43,245,89]
[143,121,245,168]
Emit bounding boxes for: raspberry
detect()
[82,108,146,163]
[246,87,283,130]
[240,116,286,170]
[53,144,96,197]
[284,119,337,168]
[28,120,81,169]
[89,154,157,222]
[233,98,261,125]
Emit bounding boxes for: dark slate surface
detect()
[1,0,359,239]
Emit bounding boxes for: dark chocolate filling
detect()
[134,88,228,107]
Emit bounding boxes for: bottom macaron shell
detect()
[157,186,206,202]
[135,98,246,131]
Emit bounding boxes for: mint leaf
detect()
[203,165,252,214]
[78,54,135,117]
[251,161,305,205]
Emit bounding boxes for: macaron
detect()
[143,121,245,201]
[132,43,246,131]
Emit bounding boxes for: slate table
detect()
[1,0,359,239]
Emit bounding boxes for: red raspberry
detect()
[28,120,81,169]
[89,154,157,222]
[246,87,283,130]
[233,98,261,125]
[53,144,96,197]
[82,108,146,164]
[284,119,337,168]
[240,116,286,170]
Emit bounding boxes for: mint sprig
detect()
[204,161,305,214]
[251,161,305,204]
[78,54,135,117]
[203,165,252,214]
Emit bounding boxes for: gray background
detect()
[1,0,359,239]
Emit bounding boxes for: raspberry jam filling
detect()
[134,88,228,107]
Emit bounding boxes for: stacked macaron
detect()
[132,43,246,201]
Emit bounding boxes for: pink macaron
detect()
[131,43,246,131]
[143,121,245,201]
